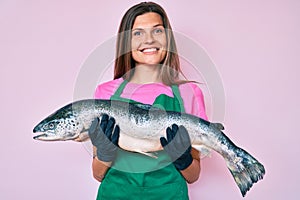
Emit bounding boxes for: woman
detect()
[89,2,207,199]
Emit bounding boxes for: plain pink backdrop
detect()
[1,0,299,199]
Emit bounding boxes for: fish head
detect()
[33,103,84,141]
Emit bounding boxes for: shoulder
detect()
[178,82,205,98]
[178,82,207,120]
[94,78,123,99]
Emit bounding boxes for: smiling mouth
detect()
[139,47,160,53]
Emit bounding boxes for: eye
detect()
[133,31,140,36]
[153,28,164,35]
[48,123,55,129]
[132,30,143,37]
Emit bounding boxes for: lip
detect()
[139,47,160,53]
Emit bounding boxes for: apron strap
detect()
[111,79,185,113]
[171,85,185,113]
[110,79,128,100]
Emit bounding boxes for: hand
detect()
[160,124,193,170]
[88,114,120,162]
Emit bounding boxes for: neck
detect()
[129,64,162,84]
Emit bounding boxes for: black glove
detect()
[160,124,193,170]
[88,114,120,162]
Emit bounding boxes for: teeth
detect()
[142,48,158,53]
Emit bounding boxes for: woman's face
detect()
[131,12,167,66]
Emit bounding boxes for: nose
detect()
[144,31,155,44]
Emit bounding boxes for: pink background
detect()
[1,0,299,199]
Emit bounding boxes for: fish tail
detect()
[226,147,265,197]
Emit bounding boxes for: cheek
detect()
[155,34,167,48]
[157,35,167,58]
[131,50,142,63]
[131,48,138,58]
[161,50,167,60]
[131,38,142,50]
[56,124,65,135]
[131,39,142,61]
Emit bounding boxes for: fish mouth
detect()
[33,128,64,141]
[33,130,81,141]
[33,133,47,140]
[33,132,61,141]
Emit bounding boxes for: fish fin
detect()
[192,145,212,159]
[73,132,89,142]
[212,122,225,130]
[226,148,265,197]
[134,150,158,159]
[134,103,153,110]
[134,103,166,112]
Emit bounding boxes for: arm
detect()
[160,124,200,184]
[180,148,201,184]
[91,146,111,182]
[92,157,111,182]
[89,115,119,182]
[178,83,208,183]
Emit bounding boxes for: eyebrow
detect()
[132,23,164,31]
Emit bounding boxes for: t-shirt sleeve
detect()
[180,83,208,120]
[192,84,208,120]
[94,79,122,99]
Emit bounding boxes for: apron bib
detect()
[97,80,189,200]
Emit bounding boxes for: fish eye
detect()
[48,122,55,129]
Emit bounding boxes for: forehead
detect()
[132,12,163,29]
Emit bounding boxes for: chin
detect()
[132,51,166,65]
[134,57,165,66]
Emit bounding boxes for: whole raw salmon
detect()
[33,99,265,197]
